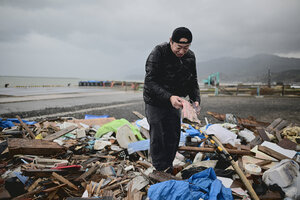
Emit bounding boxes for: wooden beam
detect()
[256,160,272,167]
[265,118,282,134]
[257,127,270,141]
[16,115,35,139]
[132,111,145,119]
[52,172,78,191]
[149,170,181,182]
[43,125,77,141]
[278,138,297,150]
[75,163,99,182]
[178,146,255,156]
[43,183,67,193]
[102,179,130,190]
[258,145,289,161]
[8,138,66,156]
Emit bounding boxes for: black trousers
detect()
[145,103,181,171]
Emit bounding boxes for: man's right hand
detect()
[170,96,183,109]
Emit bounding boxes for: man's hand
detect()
[192,101,201,114]
[170,96,183,109]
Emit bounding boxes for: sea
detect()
[0,76,81,88]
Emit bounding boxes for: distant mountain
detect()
[197,54,300,83]
[269,69,300,83]
[123,54,300,83]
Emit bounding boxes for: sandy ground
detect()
[1,92,299,125]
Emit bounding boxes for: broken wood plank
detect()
[257,127,270,141]
[43,183,67,193]
[278,138,297,150]
[80,157,101,168]
[274,120,289,132]
[137,160,152,168]
[258,145,289,161]
[266,118,282,134]
[207,111,269,127]
[132,190,144,200]
[102,179,130,190]
[249,136,263,147]
[140,127,150,139]
[132,111,145,119]
[8,138,66,156]
[28,178,42,192]
[96,179,104,196]
[275,131,282,141]
[16,115,35,139]
[47,190,58,200]
[43,125,77,141]
[127,182,133,200]
[75,163,100,182]
[149,170,181,182]
[67,117,116,128]
[256,160,272,167]
[52,172,78,191]
[178,146,255,156]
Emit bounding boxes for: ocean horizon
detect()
[0,76,145,88]
[0,75,81,88]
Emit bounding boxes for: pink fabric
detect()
[181,99,200,124]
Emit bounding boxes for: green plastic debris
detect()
[95,118,144,140]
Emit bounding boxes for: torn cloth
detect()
[148,167,233,200]
[181,99,200,124]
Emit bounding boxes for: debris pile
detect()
[0,111,299,199]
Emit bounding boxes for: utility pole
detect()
[267,68,271,88]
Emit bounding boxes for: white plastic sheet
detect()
[205,124,240,146]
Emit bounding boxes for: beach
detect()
[0,87,299,125]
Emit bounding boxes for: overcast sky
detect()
[0,0,300,80]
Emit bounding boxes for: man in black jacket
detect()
[143,27,201,172]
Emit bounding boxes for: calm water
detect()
[0,76,81,88]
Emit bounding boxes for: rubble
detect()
[0,110,299,200]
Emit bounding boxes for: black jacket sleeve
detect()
[188,54,201,104]
[144,46,172,103]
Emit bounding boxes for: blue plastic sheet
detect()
[127,139,150,154]
[84,114,109,119]
[148,168,233,200]
[0,118,36,128]
[185,124,206,139]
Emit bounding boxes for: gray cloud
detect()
[1,0,300,80]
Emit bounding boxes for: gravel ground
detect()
[2,95,300,125]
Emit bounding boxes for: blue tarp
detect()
[127,139,150,154]
[84,114,109,119]
[148,168,233,200]
[185,124,206,139]
[0,118,36,128]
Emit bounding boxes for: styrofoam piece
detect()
[94,140,111,150]
[116,124,138,148]
[244,163,261,175]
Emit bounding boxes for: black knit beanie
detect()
[171,27,192,44]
